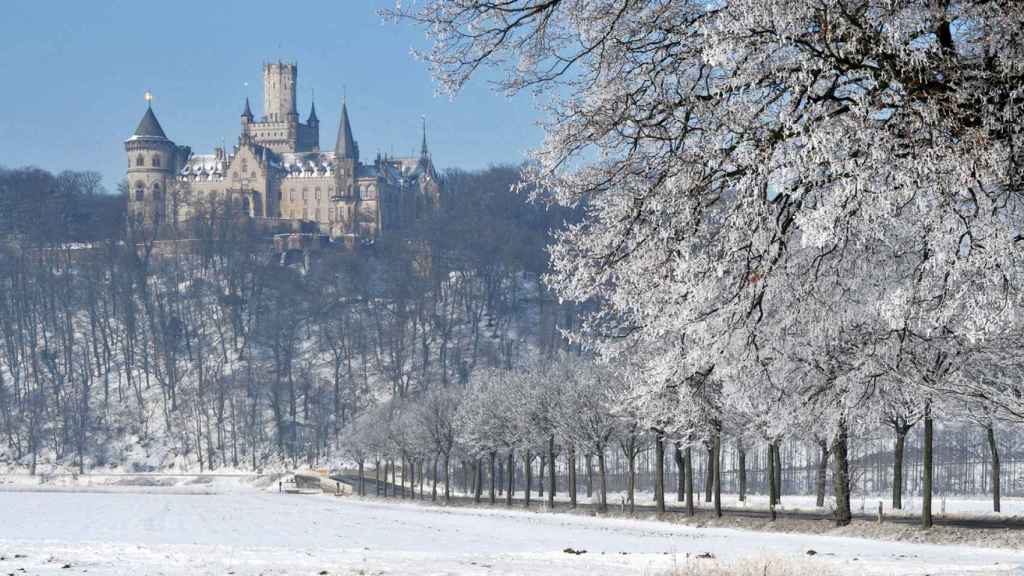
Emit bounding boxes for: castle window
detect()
[151,155,161,168]
[135,154,144,167]
[134,182,145,202]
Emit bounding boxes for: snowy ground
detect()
[2,481,1024,575]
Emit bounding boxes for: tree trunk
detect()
[816,440,829,508]
[403,455,411,496]
[548,436,556,509]
[358,460,365,496]
[375,460,381,496]
[569,447,578,508]
[704,445,714,503]
[713,431,722,518]
[893,427,908,510]
[431,456,438,502]
[987,424,1001,513]
[833,422,852,526]
[506,451,514,507]
[767,443,777,512]
[400,455,406,499]
[597,448,608,512]
[923,410,933,528]
[655,433,666,513]
[585,453,593,498]
[627,452,636,513]
[524,451,532,508]
[489,451,497,504]
[685,446,695,516]
[538,454,545,498]
[674,444,685,502]
[773,441,782,505]
[392,459,399,497]
[738,445,747,503]
[474,457,483,504]
[444,452,451,502]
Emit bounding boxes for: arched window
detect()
[134,182,145,202]
[152,155,161,168]
[136,154,144,167]
[152,182,162,202]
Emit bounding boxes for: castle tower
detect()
[333,101,359,235]
[125,99,177,231]
[335,101,359,192]
[263,62,297,122]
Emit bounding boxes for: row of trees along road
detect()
[387,0,1024,527]
[343,350,1024,519]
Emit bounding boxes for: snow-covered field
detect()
[2,480,1024,575]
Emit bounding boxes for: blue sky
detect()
[0,1,542,191]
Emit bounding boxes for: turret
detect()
[240,97,254,142]
[307,100,319,127]
[124,96,176,230]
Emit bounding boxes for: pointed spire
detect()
[242,97,253,120]
[132,106,167,139]
[420,116,429,158]
[307,99,319,124]
[335,101,357,159]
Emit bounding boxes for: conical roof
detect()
[420,117,429,157]
[242,98,253,119]
[133,105,167,139]
[335,102,356,159]
[307,100,319,124]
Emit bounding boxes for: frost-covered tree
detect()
[391,0,1024,525]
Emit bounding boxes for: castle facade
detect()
[125,62,440,242]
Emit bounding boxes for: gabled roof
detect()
[132,106,167,139]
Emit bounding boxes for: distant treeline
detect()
[0,166,123,244]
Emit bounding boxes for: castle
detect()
[125,62,440,242]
